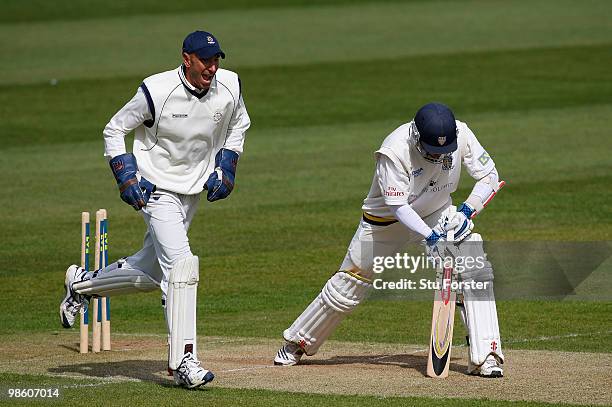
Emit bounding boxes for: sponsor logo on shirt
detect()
[411,168,423,177]
[213,111,223,123]
[172,113,188,118]
[385,186,405,197]
[478,151,491,166]
[426,181,454,193]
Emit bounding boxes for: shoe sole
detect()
[59,266,80,328]
[468,369,503,378]
[185,371,215,389]
[467,357,503,378]
[274,361,297,366]
[482,371,503,378]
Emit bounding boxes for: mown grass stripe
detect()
[1,0,611,85]
[2,43,612,149]
[1,0,400,23]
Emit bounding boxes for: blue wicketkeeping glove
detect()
[109,153,156,210]
[204,149,239,202]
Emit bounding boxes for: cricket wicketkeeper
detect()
[60,30,250,388]
[274,102,505,377]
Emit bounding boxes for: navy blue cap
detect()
[414,102,457,154]
[182,31,225,59]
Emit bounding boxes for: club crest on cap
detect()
[438,136,446,145]
[207,36,215,44]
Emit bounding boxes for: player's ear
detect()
[182,52,191,68]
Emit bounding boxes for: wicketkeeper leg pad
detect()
[73,259,159,296]
[457,233,504,365]
[283,271,372,355]
[166,256,199,370]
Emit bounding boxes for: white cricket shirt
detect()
[362,120,495,219]
[103,66,250,195]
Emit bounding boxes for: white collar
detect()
[178,65,209,94]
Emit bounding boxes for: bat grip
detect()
[446,229,455,243]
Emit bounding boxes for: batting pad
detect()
[73,261,158,296]
[283,271,371,355]
[167,256,199,370]
[464,292,504,365]
[459,234,504,365]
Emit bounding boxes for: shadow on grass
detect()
[301,353,466,376]
[47,359,185,388]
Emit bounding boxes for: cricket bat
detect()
[426,230,456,378]
[426,180,505,377]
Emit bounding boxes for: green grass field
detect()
[1,0,611,405]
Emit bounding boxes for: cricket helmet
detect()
[412,102,457,163]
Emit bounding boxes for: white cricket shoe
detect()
[468,354,504,378]
[173,353,215,389]
[274,341,304,366]
[59,265,87,328]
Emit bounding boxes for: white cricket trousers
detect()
[124,189,201,297]
[340,200,450,279]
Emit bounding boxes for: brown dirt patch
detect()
[0,332,610,405]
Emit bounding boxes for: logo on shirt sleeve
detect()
[385,186,405,197]
[478,151,491,166]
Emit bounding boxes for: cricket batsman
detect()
[274,102,505,377]
[59,30,250,388]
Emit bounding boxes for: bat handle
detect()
[446,229,455,243]
[470,180,506,219]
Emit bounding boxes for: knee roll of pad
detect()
[321,272,371,312]
[283,272,372,355]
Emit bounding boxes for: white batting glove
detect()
[438,204,474,242]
